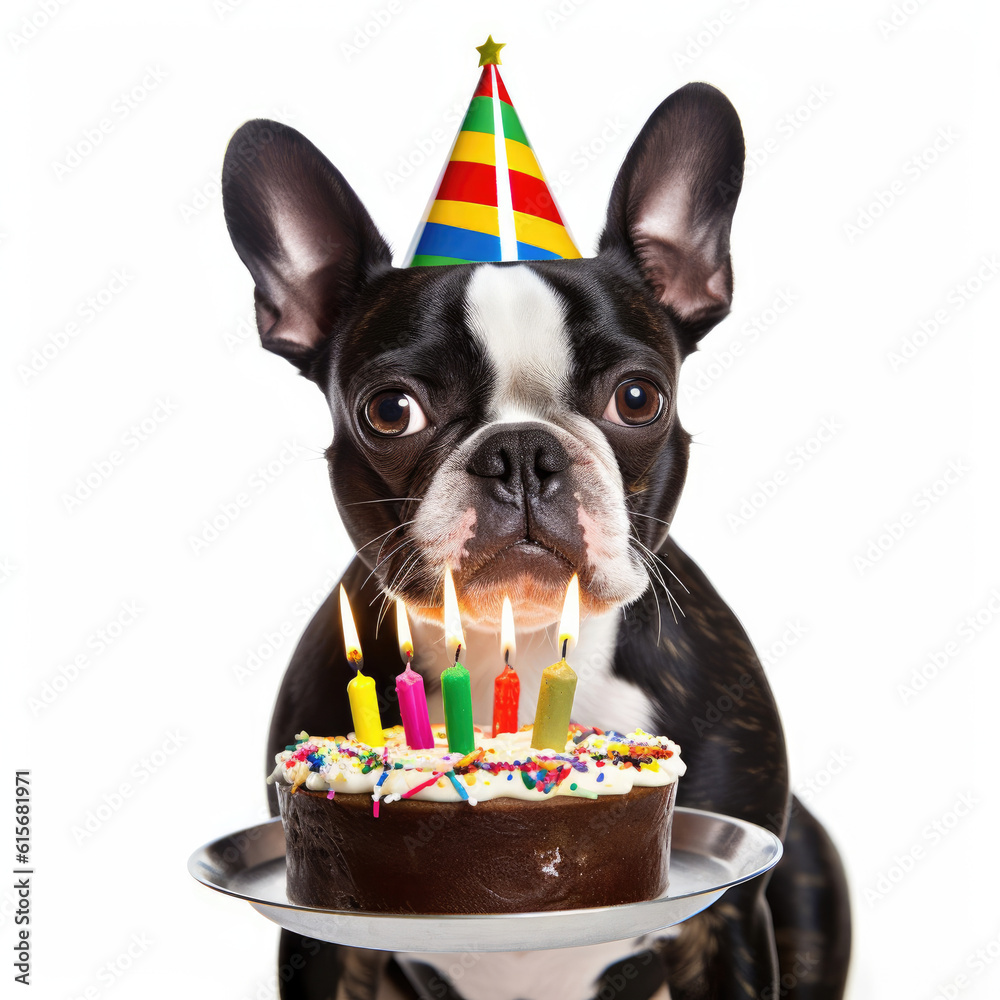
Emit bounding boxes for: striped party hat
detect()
[406,37,581,267]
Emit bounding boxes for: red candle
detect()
[492,596,520,737]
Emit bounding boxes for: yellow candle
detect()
[532,661,577,752]
[531,575,580,752]
[340,585,384,747]
[347,670,384,747]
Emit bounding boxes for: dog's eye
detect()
[604,379,663,426]
[364,391,428,437]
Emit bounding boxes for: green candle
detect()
[441,662,475,755]
[531,659,577,752]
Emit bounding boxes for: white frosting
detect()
[267,725,686,805]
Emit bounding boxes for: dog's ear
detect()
[599,83,744,350]
[222,119,392,372]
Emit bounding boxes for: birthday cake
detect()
[269,724,685,914]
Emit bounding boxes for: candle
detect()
[394,599,434,749]
[441,567,475,754]
[492,595,520,737]
[340,585,385,747]
[531,575,580,752]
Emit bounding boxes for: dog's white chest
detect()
[394,942,674,1000]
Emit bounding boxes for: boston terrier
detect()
[221,82,851,1000]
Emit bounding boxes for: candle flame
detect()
[339,585,363,668]
[395,598,413,664]
[558,574,580,657]
[443,566,465,661]
[500,595,515,665]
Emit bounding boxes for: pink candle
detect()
[394,600,434,749]
[396,663,435,749]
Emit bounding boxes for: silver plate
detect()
[187,806,781,953]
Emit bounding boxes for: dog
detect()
[221,82,851,1000]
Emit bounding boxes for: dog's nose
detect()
[466,426,570,501]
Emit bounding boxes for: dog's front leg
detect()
[663,884,778,1000]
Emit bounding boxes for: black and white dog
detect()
[221,83,850,1000]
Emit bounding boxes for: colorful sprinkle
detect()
[270,724,684,813]
[401,771,445,799]
[445,770,470,801]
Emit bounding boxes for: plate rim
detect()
[188,805,783,921]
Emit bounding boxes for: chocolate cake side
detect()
[278,781,676,914]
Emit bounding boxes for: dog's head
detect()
[221,83,744,631]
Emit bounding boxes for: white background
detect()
[4,1,1000,998]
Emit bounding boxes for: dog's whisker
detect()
[630,511,672,529]
[374,588,397,637]
[631,554,665,644]
[630,531,685,624]
[651,563,682,627]
[628,524,691,595]
[344,497,423,506]
[378,547,423,606]
[372,521,417,566]
[642,545,691,594]
[360,538,413,592]
[355,520,415,557]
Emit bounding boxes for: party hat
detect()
[406,37,581,266]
